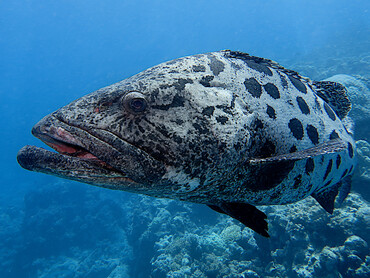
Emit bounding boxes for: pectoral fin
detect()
[249,139,347,164]
[208,203,269,237]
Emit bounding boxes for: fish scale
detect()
[17,50,356,237]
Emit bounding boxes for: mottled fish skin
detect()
[18,50,356,208]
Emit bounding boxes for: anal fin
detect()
[208,203,269,237]
[311,175,352,213]
[311,183,341,214]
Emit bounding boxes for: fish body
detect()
[17,51,356,236]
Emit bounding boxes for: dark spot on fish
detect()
[159,83,171,90]
[216,116,228,124]
[279,73,288,88]
[296,96,310,115]
[293,174,302,189]
[349,165,354,173]
[324,179,332,188]
[348,142,354,158]
[329,130,339,140]
[336,155,341,169]
[244,160,294,191]
[264,83,280,99]
[234,142,242,151]
[253,118,264,130]
[150,88,160,101]
[175,118,184,125]
[193,122,209,134]
[245,60,273,76]
[230,61,242,70]
[306,125,319,145]
[290,145,297,153]
[288,118,304,140]
[230,94,236,109]
[324,102,336,121]
[305,158,314,174]
[174,78,193,91]
[323,159,333,181]
[209,55,225,76]
[266,105,276,119]
[270,191,280,200]
[320,156,325,165]
[202,106,215,116]
[137,124,145,133]
[258,139,276,158]
[216,104,233,115]
[156,125,170,137]
[341,169,348,178]
[314,97,322,112]
[288,75,307,94]
[173,135,183,144]
[244,78,262,98]
[184,166,191,175]
[152,145,168,161]
[152,95,185,110]
[192,65,206,72]
[200,75,214,87]
[166,58,182,65]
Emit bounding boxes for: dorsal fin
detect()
[222,50,352,120]
[222,50,312,83]
[312,81,352,119]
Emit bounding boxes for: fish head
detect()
[17,54,251,197]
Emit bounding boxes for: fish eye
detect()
[123,91,148,114]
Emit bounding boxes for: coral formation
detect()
[356,140,370,181]
[2,182,369,277]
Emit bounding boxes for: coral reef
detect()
[356,140,370,181]
[146,193,370,278]
[0,182,132,278]
[2,182,369,278]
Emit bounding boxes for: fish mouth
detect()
[17,114,166,189]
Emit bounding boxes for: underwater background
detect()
[0,0,369,277]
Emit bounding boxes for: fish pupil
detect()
[130,98,146,112]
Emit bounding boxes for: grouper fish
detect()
[17,50,356,237]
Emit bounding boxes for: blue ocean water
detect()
[1,1,369,277]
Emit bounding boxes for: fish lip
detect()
[29,115,129,176]
[32,124,86,156]
[25,116,132,183]
[24,114,167,184]
[31,118,110,164]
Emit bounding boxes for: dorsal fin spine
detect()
[222,50,352,120]
[222,50,313,84]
